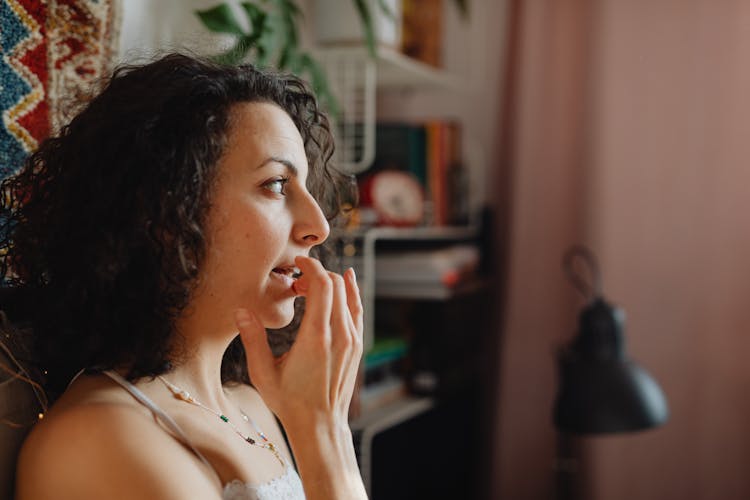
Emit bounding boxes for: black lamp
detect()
[553,246,669,434]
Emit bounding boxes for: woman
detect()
[1,53,366,499]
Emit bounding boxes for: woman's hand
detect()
[234,254,363,428]
[235,255,367,499]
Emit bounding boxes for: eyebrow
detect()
[255,156,299,177]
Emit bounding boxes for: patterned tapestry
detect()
[0,0,120,180]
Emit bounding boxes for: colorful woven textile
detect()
[0,0,119,179]
[0,0,46,179]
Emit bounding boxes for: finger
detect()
[292,272,309,297]
[328,271,351,350]
[294,256,333,339]
[344,268,364,390]
[235,309,275,388]
[328,271,354,402]
[339,268,363,407]
[344,267,364,338]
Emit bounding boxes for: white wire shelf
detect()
[375,46,463,89]
[333,224,479,242]
[318,45,463,91]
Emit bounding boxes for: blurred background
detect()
[2,1,750,499]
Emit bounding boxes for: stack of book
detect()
[375,244,480,299]
[360,337,409,413]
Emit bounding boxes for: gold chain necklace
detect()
[158,376,284,467]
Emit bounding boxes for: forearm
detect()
[283,416,367,500]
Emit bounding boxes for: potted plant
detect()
[195,0,468,111]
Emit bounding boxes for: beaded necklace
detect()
[158,376,284,467]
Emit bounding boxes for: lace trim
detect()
[223,464,305,500]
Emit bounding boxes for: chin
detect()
[260,302,297,330]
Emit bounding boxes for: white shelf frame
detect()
[375,46,464,89]
[357,224,480,353]
[350,394,435,497]
[316,45,464,175]
[318,45,464,90]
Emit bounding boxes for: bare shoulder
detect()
[15,378,221,500]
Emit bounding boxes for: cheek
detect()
[223,212,288,268]
[204,197,291,276]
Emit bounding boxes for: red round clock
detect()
[360,170,425,226]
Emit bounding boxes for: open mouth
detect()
[272,266,301,279]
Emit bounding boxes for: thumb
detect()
[235,309,275,387]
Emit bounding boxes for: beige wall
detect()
[494,0,750,499]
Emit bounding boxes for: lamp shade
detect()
[554,297,669,434]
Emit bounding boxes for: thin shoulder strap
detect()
[101,370,218,474]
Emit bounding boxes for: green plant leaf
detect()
[352,0,377,58]
[278,0,302,18]
[375,0,395,20]
[238,2,275,65]
[298,53,339,115]
[195,1,337,117]
[240,2,268,34]
[286,49,304,74]
[277,44,293,69]
[195,3,246,36]
[214,37,253,65]
[271,0,300,48]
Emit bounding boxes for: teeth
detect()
[274,266,300,277]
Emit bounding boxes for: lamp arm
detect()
[563,245,603,302]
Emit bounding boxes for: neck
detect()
[166,301,239,408]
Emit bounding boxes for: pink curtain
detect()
[492,1,750,499]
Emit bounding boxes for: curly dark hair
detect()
[0,53,352,399]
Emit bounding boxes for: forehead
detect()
[225,101,304,153]
[216,101,308,181]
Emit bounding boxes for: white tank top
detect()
[102,370,306,500]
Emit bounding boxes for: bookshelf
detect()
[316,45,466,178]
[317,45,463,89]
[376,46,463,89]
[334,224,482,353]
[350,395,435,494]
[315,4,488,498]
[319,13,487,408]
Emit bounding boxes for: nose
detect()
[294,191,330,246]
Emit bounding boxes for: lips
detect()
[271,266,301,278]
[269,264,301,294]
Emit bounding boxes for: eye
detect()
[263,177,290,195]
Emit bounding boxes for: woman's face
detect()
[197,101,330,330]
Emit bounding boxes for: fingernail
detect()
[347,267,359,288]
[235,309,253,327]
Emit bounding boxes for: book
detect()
[375,244,480,284]
[365,337,409,370]
[425,120,462,225]
[372,123,427,186]
[358,376,407,414]
[401,0,443,68]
